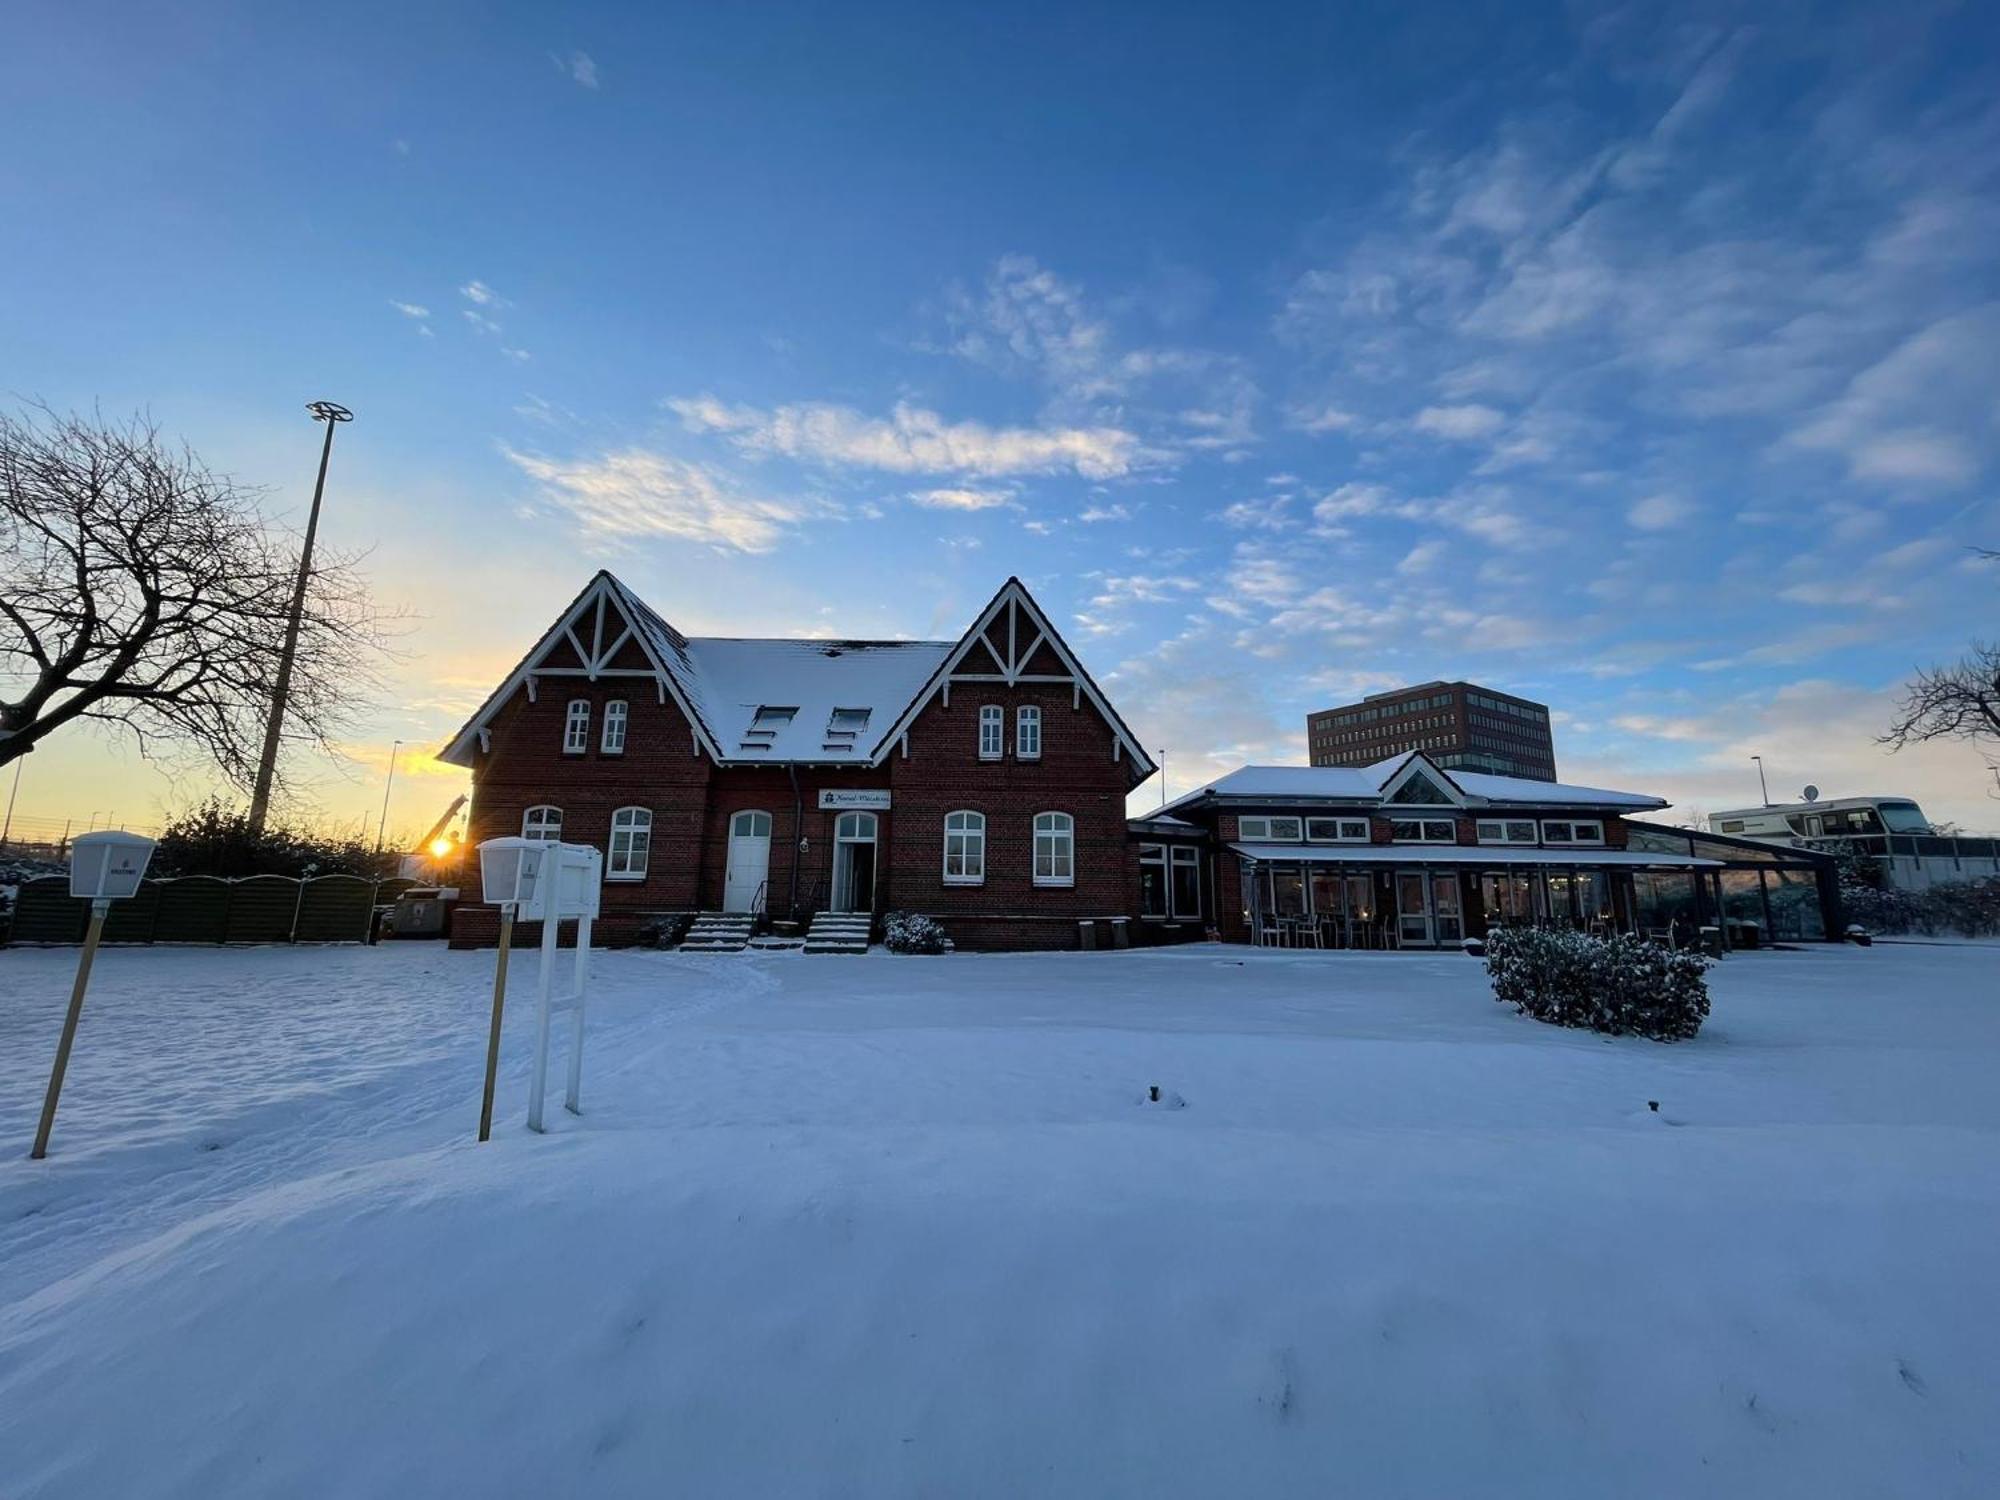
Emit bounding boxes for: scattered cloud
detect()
[389,301,430,320]
[459,280,505,308]
[1413,403,1506,441]
[667,394,1145,480]
[1627,494,1694,531]
[552,50,599,89]
[909,486,1017,511]
[504,445,808,553]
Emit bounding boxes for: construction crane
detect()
[415,795,467,857]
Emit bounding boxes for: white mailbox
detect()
[68,831,156,904]
[476,838,601,921]
[472,838,603,1140]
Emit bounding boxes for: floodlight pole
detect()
[1752,755,1770,807]
[374,740,405,853]
[477,905,517,1143]
[248,400,353,832]
[1,756,21,850]
[30,901,108,1160]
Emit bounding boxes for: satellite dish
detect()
[1802,784,1820,803]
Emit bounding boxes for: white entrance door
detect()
[724,810,772,912]
[831,811,878,913]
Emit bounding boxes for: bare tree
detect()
[1881,550,1999,776]
[0,405,386,796]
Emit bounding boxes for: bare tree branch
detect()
[0,404,391,800]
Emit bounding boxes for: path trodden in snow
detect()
[1,941,1996,1497]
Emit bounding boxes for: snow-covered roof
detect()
[677,638,952,762]
[1162,751,1667,814]
[1230,842,1717,868]
[439,570,1147,776]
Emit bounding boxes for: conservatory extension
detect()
[1148,752,1839,951]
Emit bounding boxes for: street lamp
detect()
[1751,755,1771,807]
[374,739,406,853]
[247,400,353,831]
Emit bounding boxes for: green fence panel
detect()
[223,875,301,944]
[9,877,89,943]
[154,877,231,943]
[101,882,162,944]
[295,875,375,942]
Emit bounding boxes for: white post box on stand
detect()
[474,837,601,1139]
[32,831,157,1159]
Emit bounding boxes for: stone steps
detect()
[680,912,755,953]
[803,911,872,955]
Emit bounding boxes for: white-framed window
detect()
[1306,816,1371,843]
[1237,815,1303,842]
[978,704,1004,760]
[1541,819,1605,845]
[1390,818,1457,843]
[1170,846,1200,918]
[1032,811,1074,887]
[1016,705,1042,760]
[943,810,985,884]
[563,699,591,755]
[601,699,628,755]
[1139,844,1168,917]
[522,805,563,841]
[1476,818,1539,845]
[608,806,651,879]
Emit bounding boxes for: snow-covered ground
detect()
[1,940,1995,1497]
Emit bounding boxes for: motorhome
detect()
[1708,796,2000,891]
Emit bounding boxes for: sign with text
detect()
[818,789,892,811]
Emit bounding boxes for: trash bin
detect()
[1109,917,1130,949]
[1078,919,1098,951]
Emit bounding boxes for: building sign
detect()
[819,789,891,811]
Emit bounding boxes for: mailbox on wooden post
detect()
[31,831,156,1159]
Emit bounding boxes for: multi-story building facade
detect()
[1306,681,1557,781]
[438,571,1156,950]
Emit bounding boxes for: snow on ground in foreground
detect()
[1,941,1996,1498]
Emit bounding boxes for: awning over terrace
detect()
[1229,843,1721,868]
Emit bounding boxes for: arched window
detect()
[834,811,877,842]
[730,810,773,839]
[1032,811,1074,887]
[601,699,629,755]
[978,704,1004,760]
[523,805,563,841]
[563,699,591,755]
[608,806,651,879]
[1016,705,1042,760]
[943,810,985,885]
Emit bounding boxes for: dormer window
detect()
[563,699,590,755]
[1016,705,1042,760]
[978,705,1004,760]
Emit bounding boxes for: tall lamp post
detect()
[1752,755,1771,807]
[374,740,405,853]
[247,400,353,831]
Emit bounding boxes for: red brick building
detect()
[1147,753,1740,948]
[439,571,1155,949]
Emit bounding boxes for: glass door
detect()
[1395,871,1433,946]
[1431,874,1463,943]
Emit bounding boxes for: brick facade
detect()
[444,574,1151,951]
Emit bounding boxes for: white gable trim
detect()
[1376,752,1468,807]
[867,578,1156,777]
[436,572,720,767]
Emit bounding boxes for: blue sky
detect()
[6,0,2000,837]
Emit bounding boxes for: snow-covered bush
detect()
[883,911,948,955]
[1840,874,2000,938]
[1484,926,1710,1042]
